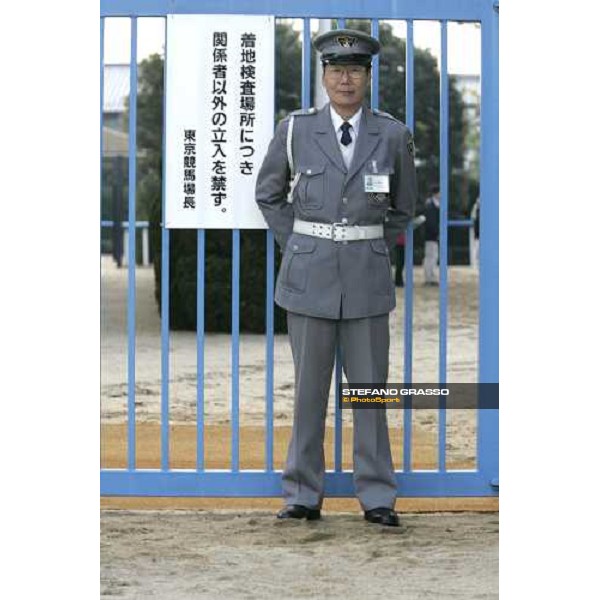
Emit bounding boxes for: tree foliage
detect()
[124,22,474,332]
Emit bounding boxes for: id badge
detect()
[364,174,390,194]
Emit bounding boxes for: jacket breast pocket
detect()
[295,165,326,210]
[366,167,394,210]
[281,236,317,293]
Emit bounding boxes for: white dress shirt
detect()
[329,105,362,170]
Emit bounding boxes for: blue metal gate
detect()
[100,0,499,498]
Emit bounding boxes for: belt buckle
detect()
[332,222,348,242]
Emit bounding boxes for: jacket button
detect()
[341,217,348,224]
[292,244,298,251]
[307,169,312,175]
[342,197,348,204]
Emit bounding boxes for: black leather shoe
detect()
[276,504,321,520]
[364,507,400,527]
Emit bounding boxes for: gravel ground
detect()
[101,509,498,599]
[101,258,480,462]
[101,259,496,599]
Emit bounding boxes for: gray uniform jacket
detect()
[255,102,417,320]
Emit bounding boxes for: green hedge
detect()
[149,197,288,332]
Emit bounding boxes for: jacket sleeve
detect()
[384,125,417,254]
[255,117,294,251]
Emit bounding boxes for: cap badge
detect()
[336,35,357,47]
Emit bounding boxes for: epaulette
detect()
[289,107,317,116]
[372,108,400,122]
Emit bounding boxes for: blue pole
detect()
[231,229,240,472]
[265,20,277,473]
[197,229,205,471]
[265,230,275,471]
[438,20,449,472]
[403,19,415,472]
[302,17,311,109]
[127,17,138,471]
[160,17,170,472]
[371,19,379,109]
[478,0,499,492]
[100,17,105,274]
[334,347,342,472]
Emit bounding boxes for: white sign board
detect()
[165,15,274,229]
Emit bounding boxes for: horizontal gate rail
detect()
[101,470,494,497]
[101,0,486,21]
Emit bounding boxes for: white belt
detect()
[293,219,384,242]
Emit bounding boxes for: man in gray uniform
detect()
[255,29,417,526]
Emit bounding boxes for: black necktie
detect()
[340,121,352,146]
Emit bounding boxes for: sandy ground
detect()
[101,256,480,465]
[100,257,496,598]
[101,509,498,599]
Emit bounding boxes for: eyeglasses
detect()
[325,65,368,80]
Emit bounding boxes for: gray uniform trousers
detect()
[282,310,397,511]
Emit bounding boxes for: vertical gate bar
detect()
[127,16,138,471]
[331,7,343,469]
[369,20,389,473]
[302,18,311,109]
[370,20,379,108]
[301,14,343,472]
[100,17,104,189]
[161,17,170,471]
[478,3,499,488]
[100,20,105,468]
[334,347,342,472]
[330,0,341,460]
[160,238,170,468]
[265,230,275,471]
[309,14,342,472]
[265,21,278,473]
[438,20,449,472]
[197,229,205,471]
[403,19,415,472]
[231,229,241,472]
[100,18,105,264]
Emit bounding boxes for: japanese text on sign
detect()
[165,15,274,229]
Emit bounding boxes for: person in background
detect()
[471,196,480,266]
[423,186,441,286]
[395,215,426,286]
[395,232,405,287]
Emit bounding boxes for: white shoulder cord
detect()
[286,115,301,204]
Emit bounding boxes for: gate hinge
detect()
[493,1,499,13]
[490,477,499,488]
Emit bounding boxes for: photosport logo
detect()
[338,384,499,410]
